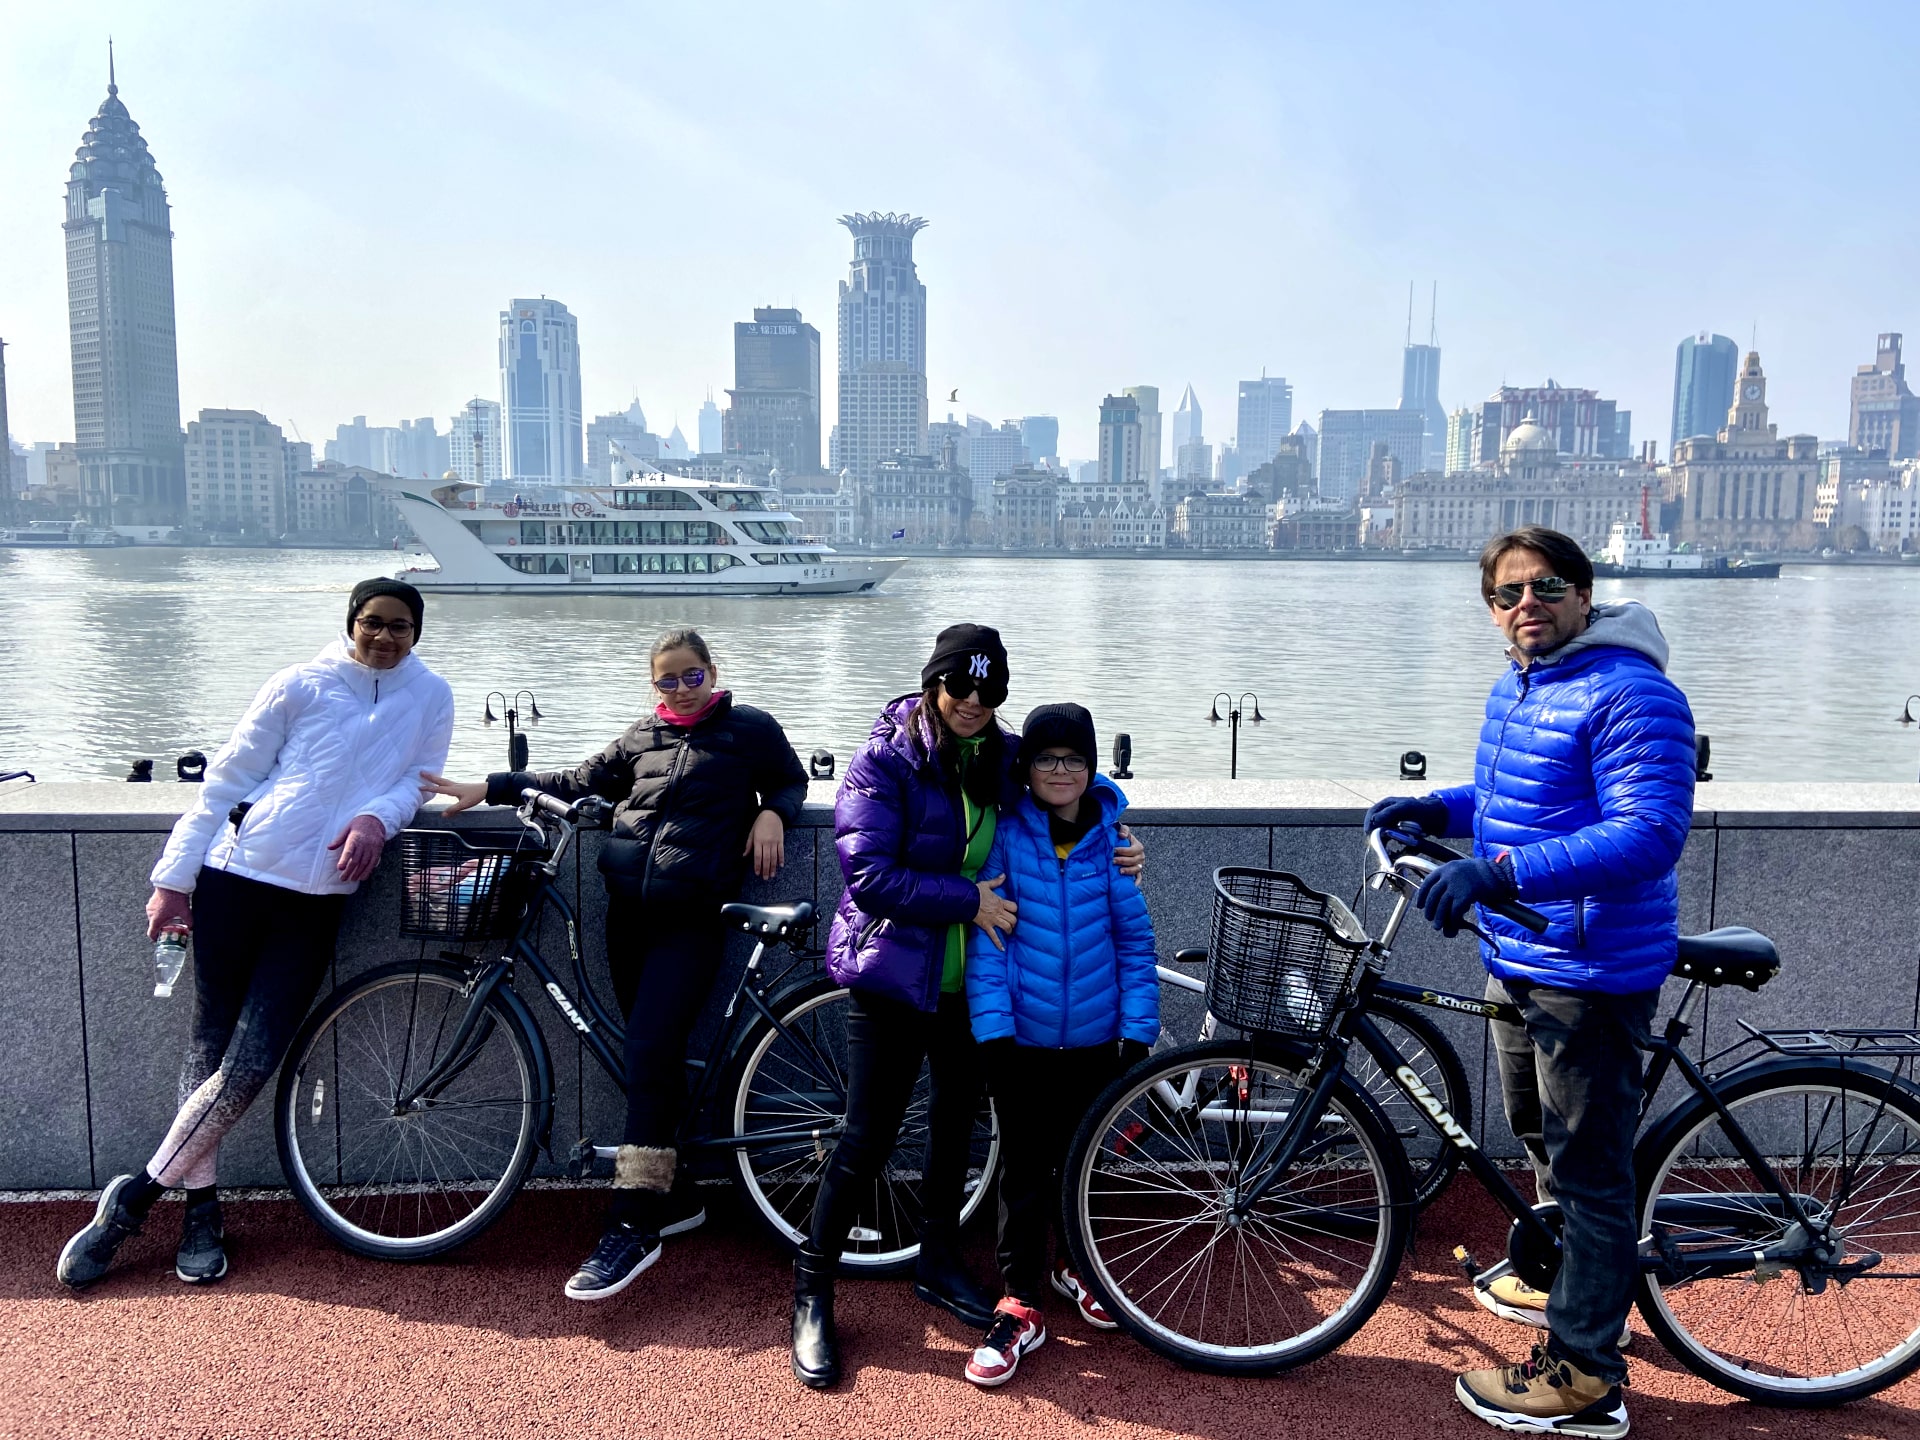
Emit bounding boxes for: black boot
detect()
[913,1231,996,1329]
[791,1248,842,1389]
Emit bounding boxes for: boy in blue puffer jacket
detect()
[962,703,1159,1388]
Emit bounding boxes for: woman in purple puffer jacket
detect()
[787,624,1143,1390]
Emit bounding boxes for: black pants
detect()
[1487,975,1659,1386]
[606,894,727,1149]
[147,866,345,1189]
[990,1043,1124,1303]
[807,987,983,1256]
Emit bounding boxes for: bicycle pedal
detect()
[1454,1245,1486,1287]
[565,1137,596,1181]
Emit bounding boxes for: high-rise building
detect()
[831,213,928,480]
[1315,409,1425,504]
[1470,383,1626,465]
[184,409,288,533]
[965,420,1026,507]
[65,63,185,524]
[499,297,583,482]
[1171,384,1209,485]
[698,396,723,457]
[1671,333,1739,454]
[1400,344,1445,475]
[1849,333,1920,460]
[725,307,821,473]
[1020,416,1059,466]
[0,339,11,504]
[450,399,504,485]
[1123,385,1161,486]
[1444,406,1476,473]
[1097,393,1143,488]
[1235,376,1293,470]
[586,401,655,478]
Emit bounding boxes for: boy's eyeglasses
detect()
[653,668,708,692]
[1031,754,1089,774]
[940,671,1008,709]
[1488,576,1574,610]
[353,616,415,638]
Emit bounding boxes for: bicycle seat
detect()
[721,900,816,938]
[1673,928,1779,991]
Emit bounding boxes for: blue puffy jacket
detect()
[966,776,1160,1048]
[1429,601,1695,994]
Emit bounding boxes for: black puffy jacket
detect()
[487,694,809,903]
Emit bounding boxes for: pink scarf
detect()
[656,689,728,727]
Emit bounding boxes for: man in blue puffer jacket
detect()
[1367,526,1694,1440]
[963,703,1160,1388]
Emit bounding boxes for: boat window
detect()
[639,521,662,544]
[687,553,711,573]
[520,520,546,544]
[752,552,780,565]
[710,553,738,570]
[781,552,807,565]
[640,552,662,573]
[502,552,563,575]
[589,522,619,545]
[617,521,639,544]
[663,552,687,573]
[612,488,700,511]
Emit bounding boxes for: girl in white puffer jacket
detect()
[57,578,454,1292]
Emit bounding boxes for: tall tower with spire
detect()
[831,214,928,481]
[65,50,185,524]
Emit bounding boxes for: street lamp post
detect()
[1208,692,1264,779]
[484,689,544,770]
[1899,696,1920,781]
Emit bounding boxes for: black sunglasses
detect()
[941,671,1008,709]
[1488,576,1575,610]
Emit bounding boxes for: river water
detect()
[2,546,1916,785]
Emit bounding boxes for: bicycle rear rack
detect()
[1742,1021,1920,1058]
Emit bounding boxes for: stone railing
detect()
[3,779,1917,1189]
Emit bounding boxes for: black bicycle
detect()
[1065,827,1920,1406]
[274,790,999,1268]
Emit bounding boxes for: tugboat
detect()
[1591,492,1780,580]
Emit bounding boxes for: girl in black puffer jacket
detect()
[427,628,807,1300]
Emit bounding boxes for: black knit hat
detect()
[347,577,425,637]
[920,623,1010,691]
[1018,702,1097,769]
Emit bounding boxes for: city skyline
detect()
[2,7,1916,465]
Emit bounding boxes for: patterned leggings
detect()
[145,867,344,1190]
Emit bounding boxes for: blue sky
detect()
[3,2,1914,462]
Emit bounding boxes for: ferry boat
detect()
[0,521,131,549]
[1591,515,1780,580]
[383,473,903,596]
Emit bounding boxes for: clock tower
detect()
[1725,351,1775,438]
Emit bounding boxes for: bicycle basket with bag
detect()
[397,829,543,941]
[1205,867,1369,1039]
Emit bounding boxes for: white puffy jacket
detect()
[151,637,456,897]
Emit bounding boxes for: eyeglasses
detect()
[353,616,415,638]
[941,671,1008,709]
[1031,753,1088,774]
[653,667,708,692]
[1488,576,1574,610]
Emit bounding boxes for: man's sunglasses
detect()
[1488,576,1575,610]
[940,671,1008,709]
[653,667,707,692]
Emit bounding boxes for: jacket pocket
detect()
[1572,897,1587,948]
[858,913,886,951]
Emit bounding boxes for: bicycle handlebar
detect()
[1368,826,1549,935]
[518,790,613,828]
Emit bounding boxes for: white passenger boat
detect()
[383,474,904,596]
[0,521,131,549]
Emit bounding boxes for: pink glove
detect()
[328,814,389,883]
[146,887,192,942]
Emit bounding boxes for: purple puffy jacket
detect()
[826,695,1018,1013]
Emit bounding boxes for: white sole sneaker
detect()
[56,1174,141,1290]
[965,1326,1045,1388]
[1453,1375,1629,1438]
[1469,1285,1632,1349]
[562,1241,660,1301]
[1049,1269,1118,1330]
[660,1207,706,1238]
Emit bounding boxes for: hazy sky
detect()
[3,2,1915,464]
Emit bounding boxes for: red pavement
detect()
[1,1182,1914,1440]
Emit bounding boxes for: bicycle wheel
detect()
[1635,1057,1920,1405]
[276,959,544,1260]
[729,978,999,1274]
[1351,999,1471,1210]
[1065,1039,1412,1374]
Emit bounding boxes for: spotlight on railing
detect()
[176,751,207,783]
[1900,695,1920,725]
[809,749,836,781]
[1110,732,1133,779]
[127,758,153,783]
[1695,734,1713,783]
[1399,750,1427,781]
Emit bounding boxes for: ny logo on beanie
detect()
[968,653,991,679]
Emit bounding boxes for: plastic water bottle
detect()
[153,924,190,998]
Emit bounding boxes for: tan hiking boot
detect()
[1455,1343,1628,1438]
[1471,1267,1631,1348]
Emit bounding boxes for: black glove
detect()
[1118,1038,1151,1069]
[1416,857,1514,938]
[1364,794,1451,838]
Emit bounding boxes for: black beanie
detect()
[920,623,1010,690]
[347,577,425,637]
[1018,702,1098,769]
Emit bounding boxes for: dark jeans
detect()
[807,987,983,1257]
[606,894,727,1151]
[1487,974,1658,1386]
[990,1043,1124,1304]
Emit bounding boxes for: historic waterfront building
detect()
[831,214,928,481]
[499,298,583,482]
[992,467,1060,548]
[1172,490,1265,549]
[725,307,822,475]
[1666,351,1819,552]
[862,453,968,544]
[65,65,186,525]
[184,409,293,534]
[1848,333,1920,461]
[1671,333,1739,455]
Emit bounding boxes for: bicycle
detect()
[274,790,999,1269]
[1065,826,1920,1406]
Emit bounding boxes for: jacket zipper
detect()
[1573,897,1587,947]
[1057,845,1073,1048]
[638,733,691,904]
[313,662,381,891]
[1479,667,1529,855]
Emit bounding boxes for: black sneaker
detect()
[56,1174,145,1290]
[563,1223,661,1301]
[658,1186,707,1238]
[176,1199,228,1284]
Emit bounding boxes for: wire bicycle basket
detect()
[397,829,545,941]
[1205,867,1370,1039]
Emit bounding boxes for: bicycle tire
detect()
[1350,999,1471,1210]
[275,959,545,1260]
[1064,1039,1413,1375]
[727,978,999,1275]
[1634,1055,1920,1406]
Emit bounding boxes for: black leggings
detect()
[605,894,728,1149]
[807,987,984,1256]
[146,866,344,1189]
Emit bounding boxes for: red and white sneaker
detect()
[965,1298,1047,1388]
[1050,1265,1117,1330]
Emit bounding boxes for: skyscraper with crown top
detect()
[831,214,928,481]
[65,52,185,524]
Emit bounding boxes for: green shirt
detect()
[942,736,998,994]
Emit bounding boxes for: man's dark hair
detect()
[1478,526,1594,601]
